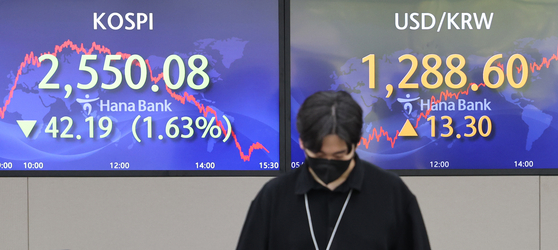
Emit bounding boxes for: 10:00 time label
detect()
[24,162,44,169]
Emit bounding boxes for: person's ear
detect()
[349,144,357,156]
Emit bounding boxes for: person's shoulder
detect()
[359,159,413,195]
[360,160,402,182]
[256,167,301,196]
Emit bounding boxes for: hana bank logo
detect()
[76,94,100,116]
[397,94,420,115]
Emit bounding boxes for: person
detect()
[236,91,431,250]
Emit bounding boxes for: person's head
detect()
[296,91,363,159]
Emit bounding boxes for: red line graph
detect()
[359,46,558,149]
[527,45,558,72]
[166,86,269,161]
[0,40,269,161]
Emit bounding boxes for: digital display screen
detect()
[290,0,558,171]
[0,0,280,172]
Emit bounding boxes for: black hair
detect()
[296,90,363,153]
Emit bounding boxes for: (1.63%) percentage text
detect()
[132,115,232,143]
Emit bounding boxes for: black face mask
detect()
[306,156,352,184]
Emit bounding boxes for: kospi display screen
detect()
[0,0,280,174]
[290,0,558,173]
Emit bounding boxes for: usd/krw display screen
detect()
[0,0,280,172]
[291,0,558,171]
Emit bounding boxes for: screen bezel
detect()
[285,0,558,176]
[0,0,287,177]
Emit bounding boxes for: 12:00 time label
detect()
[430,161,449,168]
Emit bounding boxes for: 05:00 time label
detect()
[0,162,13,169]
